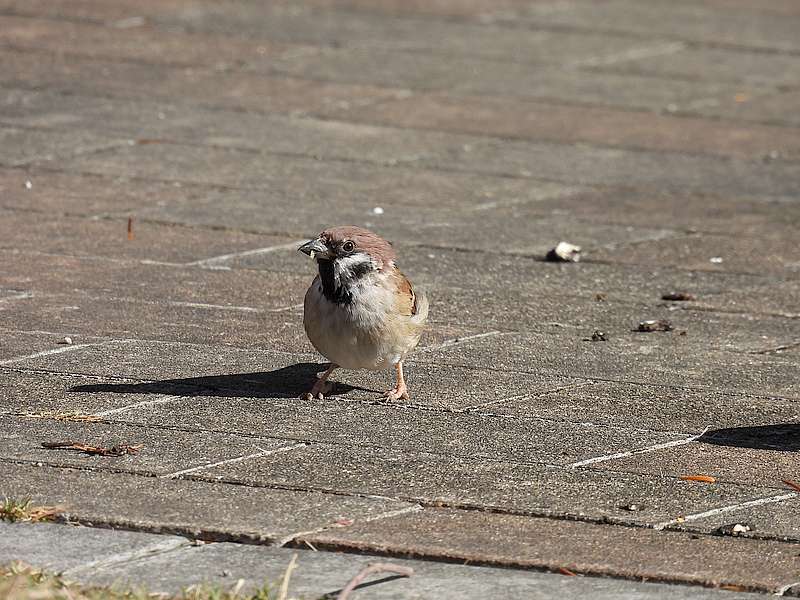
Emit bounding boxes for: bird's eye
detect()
[342,240,355,253]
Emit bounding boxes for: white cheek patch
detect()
[334,253,375,280]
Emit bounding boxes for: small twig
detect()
[41,441,142,456]
[337,563,414,600]
[277,553,298,600]
[127,216,135,240]
[782,479,800,492]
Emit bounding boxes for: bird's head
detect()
[299,226,395,272]
[299,227,396,304]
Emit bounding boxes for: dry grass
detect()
[0,498,62,523]
[0,562,298,600]
[17,411,104,423]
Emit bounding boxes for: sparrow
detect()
[299,226,428,401]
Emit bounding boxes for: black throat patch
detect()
[317,256,374,305]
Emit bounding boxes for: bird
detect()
[298,226,428,401]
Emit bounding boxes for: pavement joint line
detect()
[160,443,309,479]
[92,394,195,417]
[0,342,99,366]
[462,380,596,412]
[416,330,506,353]
[568,427,710,469]
[184,240,307,267]
[776,581,800,597]
[276,503,423,548]
[61,536,192,576]
[653,492,799,531]
[8,457,798,543]
[164,300,262,313]
[569,41,688,68]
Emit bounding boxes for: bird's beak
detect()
[298,237,330,259]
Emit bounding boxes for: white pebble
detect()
[372,207,384,215]
[24,180,32,189]
[709,257,723,264]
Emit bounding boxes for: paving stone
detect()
[429,138,800,197]
[591,433,800,490]
[58,141,576,213]
[696,89,800,128]
[0,0,528,22]
[0,414,292,476]
[0,462,413,543]
[702,277,800,318]
[344,92,800,161]
[105,392,686,466]
[421,328,800,399]
[0,521,190,573]
[484,381,800,433]
[272,47,751,113]
[0,166,202,216]
[0,330,107,362]
[677,495,800,542]
[591,232,800,276]
[0,125,127,167]
[0,292,307,349]
[82,538,768,600]
[0,14,313,69]
[2,242,313,305]
[201,442,779,527]
[2,523,763,600]
[0,87,479,167]
[529,187,800,238]
[0,7,649,69]
[0,368,190,415]
[0,48,401,117]
[510,0,800,53]
[0,210,296,265]
[606,46,800,88]
[8,337,577,411]
[300,507,800,593]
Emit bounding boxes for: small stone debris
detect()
[372,206,384,215]
[618,503,644,512]
[661,292,695,301]
[709,256,724,264]
[545,241,582,262]
[714,523,753,537]
[24,180,33,190]
[57,336,73,345]
[636,319,674,332]
[594,292,607,302]
[586,330,608,342]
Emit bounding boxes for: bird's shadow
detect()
[69,362,369,398]
[700,424,800,452]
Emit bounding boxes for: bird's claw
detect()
[385,385,409,402]
[302,380,333,400]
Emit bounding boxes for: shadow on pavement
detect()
[68,362,365,398]
[700,424,800,452]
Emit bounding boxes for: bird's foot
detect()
[385,382,409,401]
[301,379,334,401]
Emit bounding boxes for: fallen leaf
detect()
[680,475,716,483]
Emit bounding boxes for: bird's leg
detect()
[304,363,337,399]
[386,361,409,401]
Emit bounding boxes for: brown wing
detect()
[394,271,418,317]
